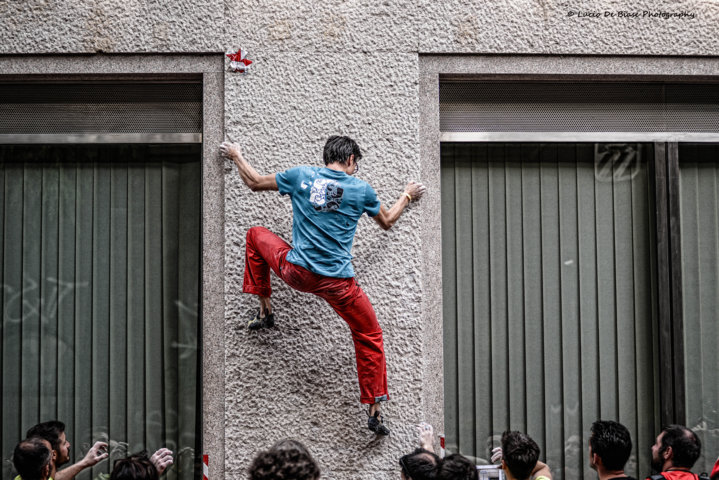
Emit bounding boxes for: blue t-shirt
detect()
[275,166,381,278]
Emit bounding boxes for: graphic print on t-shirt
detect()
[309,178,344,212]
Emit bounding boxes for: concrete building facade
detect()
[2,1,718,479]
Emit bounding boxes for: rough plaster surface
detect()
[223,52,428,479]
[3,1,719,479]
[202,69,228,480]
[1,0,718,55]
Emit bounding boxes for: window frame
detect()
[0,55,227,479]
[420,56,719,478]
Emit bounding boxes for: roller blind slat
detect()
[521,148,545,446]
[613,157,638,428]
[162,163,180,459]
[558,147,582,480]
[127,164,146,448]
[577,146,600,480]
[177,160,200,475]
[506,144,526,433]
[57,164,76,436]
[595,157,618,419]
[441,146,459,453]
[539,150,563,475]
[488,148,508,437]
[21,165,42,430]
[455,147,476,455]
[109,161,128,446]
[74,162,94,452]
[470,145,491,459]
[2,163,24,450]
[40,163,60,420]
[145,163,164,451]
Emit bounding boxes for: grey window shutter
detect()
[0,82,202,143]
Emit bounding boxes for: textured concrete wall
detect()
[2,0,719,55]
[2,0,719,479]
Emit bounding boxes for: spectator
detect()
[13,437,53,480]
[438,454,478,480]
[495,431,551,480]
[710,457,719,480]
[26,420,108,480]
[399,448,440,480]
[649,425,701,480]
[248,439,320,480]
[398,423,479,480]
[588,420,634,480]
[109,449,173,480]
[110,452,157,480]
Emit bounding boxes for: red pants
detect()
[243,226,389,404]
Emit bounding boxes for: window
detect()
[439,80,719,480]
[442,141,719,479]
[0,80,204,480]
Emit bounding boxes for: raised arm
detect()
[418,422,435,453]
[219,142,278,191]
[55,441,108,480]
[373,181,426,230]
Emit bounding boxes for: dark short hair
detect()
[399,448,440,480]
[438,453,478,480]
[323,136,362,166]
[271,439,312,456]
[13,437,52,480]
[249,440,320,480]
[659,425,701,469]
[110,451,158,480]
[501,431,540,480]
[26,421,65,452]
[590,420,632,471]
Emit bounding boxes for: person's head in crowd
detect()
[248,439,320,480]
[501,431,540,480]
[13,437,53,480]
[26,420,70,467]
[399,448,440,480]
[710,456,719,480]
[437,453,478,480]
[589,420,633,474]
[110,452,159,480]
[651,425,701,472]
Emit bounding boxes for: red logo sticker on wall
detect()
[226,48,252,73]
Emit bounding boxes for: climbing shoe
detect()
[368,411,390,436]
[248,309,275,330]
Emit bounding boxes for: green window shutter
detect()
[0,144,201,480]
[441,143,660,480]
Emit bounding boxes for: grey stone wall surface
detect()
[223,51,428,479]
[2,0,718,479]
[1,0,718,55]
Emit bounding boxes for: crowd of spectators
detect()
[11,420,173,480]
[10,419,719,480]
[242,421,719,480]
